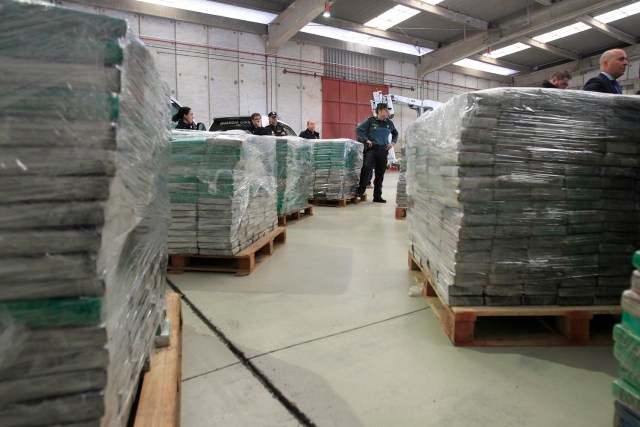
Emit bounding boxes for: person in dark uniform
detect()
[355,103,398,203]
[584,49,629,94]
[173,106,197,130]
[265,111,287,136]
[541,70,572,89]
[247,112,267,135]
[299,120,320,139]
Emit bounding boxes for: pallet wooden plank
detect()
[409,250,620,346]
[278,205,313,226]
[134,292,182,427]
[167,227,286,276]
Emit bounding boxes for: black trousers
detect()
[358,147,388,198]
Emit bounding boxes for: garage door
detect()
[322,79,388,140]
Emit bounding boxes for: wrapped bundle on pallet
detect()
[0,2,170,426]
[168,131,278,256]
[274,136,314,215]
[197,133,278,255]
[405,88,640,307]
[311,139,363,200]
[612,252,640,422]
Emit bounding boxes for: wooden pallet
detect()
[408,251,621,346]
[309,194,365,207]
[168,227,286,276]
[133,292,182,427]
[395,206,407,220]
[278,205,313,226]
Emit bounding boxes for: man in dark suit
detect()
[584,49,629,94]
[299,120,320,139]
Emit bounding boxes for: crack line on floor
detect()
[248,307,430,360]
[182,361,243,383]
[168,279,316,427]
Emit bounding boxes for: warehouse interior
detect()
[6,0,640,425]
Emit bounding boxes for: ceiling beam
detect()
[417,0,628,78]
[418,30,501,77]
[267,0,326,53]
[441,64,514,84]
[316,16,439,50]
[469,54,532,73]
[391,0,489,30]
[517,36,580,60]
[534,0,556,5]
[576,15,638,46]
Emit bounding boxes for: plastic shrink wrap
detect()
[405,88,640,307]
[396,152,408,207]
[613,257,640,418]
[168,130,278,256]
[274,136,314,215]
[311,139,363,200]
[0,1,170,426]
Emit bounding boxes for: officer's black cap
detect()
[376,103,389,110]
[268,111,278,117]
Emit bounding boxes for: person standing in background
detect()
[173,106,197,130]
[247,113,267,135]
[355,103,398,203]
[584,49,629,94]
[299,120,320,139]
[265,112,287,136]
[541,70,572,89]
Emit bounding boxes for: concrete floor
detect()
[170,172,619,427]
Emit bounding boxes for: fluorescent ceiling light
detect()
[301,24,432,56]
[454,58,519,76]
[530,1,640,43]
[364,5,421,31]
[420,0,445,4]
[483,43,530,59]
[595,1,640,23]
[533,22,590,43]
[135,0,276,24]
[134,0,430,55]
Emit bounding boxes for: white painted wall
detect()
[58,2,507,136]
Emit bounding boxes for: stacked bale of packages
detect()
[311,139,363,200]
[168,131,205,254]
[198,133,278,255]
[612,252,640,423]
[168,131,278,256]
[405,88,640,307]
[0,2,170,426]
[274,136,314,215]
[396,156,408,207]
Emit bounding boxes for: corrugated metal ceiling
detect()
[216,0,640,78]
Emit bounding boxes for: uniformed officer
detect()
[265,111,287,136]
[355,103,398,203]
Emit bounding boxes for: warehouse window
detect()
[324,48,385,85]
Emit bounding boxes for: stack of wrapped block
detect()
[311,139,363,200]
[405,88,640,307]
[168,131,278,256]
[168,131,205,254]
[396,156,408,207]
[0,2,170,426]
[612,252,640,423]
[274,136,314,215]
